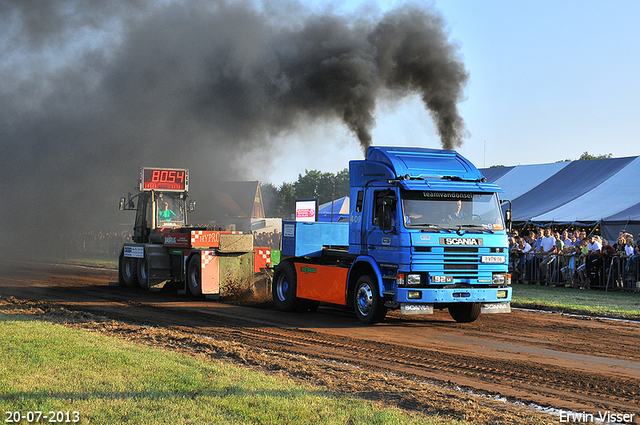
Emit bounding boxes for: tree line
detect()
[261,169,349,219]
[263,151,615,218]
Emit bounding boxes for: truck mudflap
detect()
[480,302,511,314]
[398,302,510,315]
[400,304,434,315]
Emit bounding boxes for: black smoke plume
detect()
[0,0,468,257]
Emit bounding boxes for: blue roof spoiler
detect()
[366,146,484,182]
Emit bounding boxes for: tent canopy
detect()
[480,156,640,240]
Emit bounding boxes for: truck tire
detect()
[120,256,138,288]
[353,275,387,324]
[137,256,149,289]
[272,260,298,312]
[187,254,202,297]
[448,303,481,323]
[273,261,320,312]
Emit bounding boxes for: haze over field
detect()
[1,0,468,255]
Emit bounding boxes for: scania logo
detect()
[440,237,483,246]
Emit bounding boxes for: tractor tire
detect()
[137,255,149,289]
[120,256,138,288]
[353,275,387,324]
[448,303,481,323]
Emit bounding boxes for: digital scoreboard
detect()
[139,168,189,192]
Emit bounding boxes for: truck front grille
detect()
[443,247,479,279]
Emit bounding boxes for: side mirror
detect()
[119,197,126,211]
[381,196,396,232]
[188,199,196,212]
[501,199,513,233]
[505,209,512,232]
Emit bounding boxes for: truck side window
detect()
[356,191,364,213]
[373,190,396,229]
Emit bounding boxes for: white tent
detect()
[480,156,640,240]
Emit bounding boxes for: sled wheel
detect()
[187,254,202,297]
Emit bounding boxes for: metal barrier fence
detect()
[509,252,640,291]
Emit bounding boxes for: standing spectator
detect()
[588,235,602,254]
[560,243,578,287]
[509,237,521,283]
[523,234,535,282]
[576,239,591,289]
[538,228,557,285]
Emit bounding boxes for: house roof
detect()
[209,181,264,219]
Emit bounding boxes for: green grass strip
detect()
[511,284,640,320]
[0,314,448,425]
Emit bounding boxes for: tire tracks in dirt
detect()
[1,260,639,422]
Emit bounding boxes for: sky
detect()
[266,0,640,183]
[1,0,639,254]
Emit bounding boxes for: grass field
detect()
[511,283,640,320]
[0,313,451,425]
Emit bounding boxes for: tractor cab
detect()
[119,168,194,243]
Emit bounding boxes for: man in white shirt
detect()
[588,235,602,253]
[538,228,557,284]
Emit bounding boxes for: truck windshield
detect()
[401,191,505,232]
[156,193,185,227]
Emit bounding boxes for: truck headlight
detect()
[492,273,510,285]
[406,274,422,286]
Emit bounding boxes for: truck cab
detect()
[348,147,511,321]
[274,146,512,324]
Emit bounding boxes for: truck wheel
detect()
[448,303,481,323]
[273,261,298,311]
[120,256,138,288]
[353,275,387,324]
[137,256,149,289]
[187,255,202,297]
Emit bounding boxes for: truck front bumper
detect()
[394,286,512,304]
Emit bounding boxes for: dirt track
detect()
[1,260,639,424]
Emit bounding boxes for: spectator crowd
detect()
[509,228,640,291]
[253,229,281,250]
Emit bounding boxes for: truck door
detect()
[364,189,401,265]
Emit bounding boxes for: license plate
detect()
[481,255,505,263]
[123,245,144,258]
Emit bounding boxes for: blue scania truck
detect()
[273,146,512,323]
